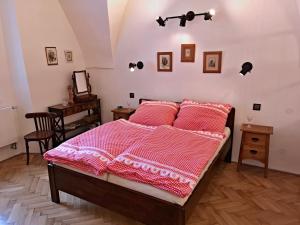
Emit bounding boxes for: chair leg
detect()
[39,141,43,155]
[25,139,30,165]
[45,139,49,152]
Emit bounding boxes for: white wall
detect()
[0,0,87,160]
[0,19,15,107]
[0,7,21,161]
[90,0,300,174]
[14,0,86,114]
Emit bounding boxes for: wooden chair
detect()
[24,112,56,165]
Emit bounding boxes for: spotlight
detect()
[179,15,187,27]
[204,12,213,20]
[156,16,166,26]
[240,62,253,76]
[129,61,144,72]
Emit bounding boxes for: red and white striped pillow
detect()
[129,101,179,126]
[173,100,232,132]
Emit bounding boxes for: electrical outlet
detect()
[253,103,261,111]
[129,93,135,99]
[10,143,17,150]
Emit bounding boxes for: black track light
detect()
[240,62,253,76]
[156,9,215,27]
[156,16,166,27]
[179,15,187,27]
[129,61,144,72]
[204,12,212,20]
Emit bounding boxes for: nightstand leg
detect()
[237,133,245,172]
[264,136,270,178]
[264,166,268,178]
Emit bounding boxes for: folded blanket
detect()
[108,126,225,197]
[44,119,155,175]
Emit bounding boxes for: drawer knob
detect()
[251,137,259,142]
[250,149,258,155]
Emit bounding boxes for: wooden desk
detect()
[48,99,101,146]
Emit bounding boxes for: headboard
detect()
[138,98,235,136]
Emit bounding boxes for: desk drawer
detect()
[64,108,74,117]
[242,144,265,161]
[80,102,98,111]
[244,133,266,146]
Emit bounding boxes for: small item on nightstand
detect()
[237,123,273,178]
[117,106,123,109]
[111,107,136,121]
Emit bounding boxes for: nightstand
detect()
[237,123,273,177]
[111,108,136,121]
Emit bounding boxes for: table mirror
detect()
[72,70,91,95]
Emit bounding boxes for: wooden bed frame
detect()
[47,99,235,225]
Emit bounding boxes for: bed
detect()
[47,98,235,225]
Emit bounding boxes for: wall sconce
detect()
[240,62,253,76]
[129,61,144,72]
[156,9,216,27]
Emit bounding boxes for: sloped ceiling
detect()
[59,0,128,69]
[107,0,128,56]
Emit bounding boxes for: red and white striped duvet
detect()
[107,126,225,197]
[44,119,155,175]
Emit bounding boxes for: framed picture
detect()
[45,47,58,65]
[64,50,73,62]
[157,52,173,72]
[203,51,222,73]
[181,44,196,62]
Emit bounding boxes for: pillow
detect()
[129,101,179,126]
[173,100,232,132]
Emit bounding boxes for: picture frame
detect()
[203,51,222,73]
[64,50,73,62]
[181,44,196,62]
[45,47,58,65]
[157,52,173,72]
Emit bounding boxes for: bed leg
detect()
[225,148,232,163]
[48,163,60,203]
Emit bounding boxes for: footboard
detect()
[48,163,186,225]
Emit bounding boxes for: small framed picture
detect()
[203,51,222,73]
[181,44,196,62]
[45,47,58,65]
[157,52,173,72]
[64,50,73,62]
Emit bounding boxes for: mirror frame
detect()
[72,70,92,95]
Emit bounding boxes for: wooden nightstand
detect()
[111,108,136,121]
[237,123,273,177]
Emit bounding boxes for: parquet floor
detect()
[0,154,299,225]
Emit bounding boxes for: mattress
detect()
[53,163,108,181]
[107,127,231,206]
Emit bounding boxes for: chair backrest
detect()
[25,112,56,132]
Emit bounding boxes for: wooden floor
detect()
[0,154,299,225]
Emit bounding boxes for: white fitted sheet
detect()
[107,127,231,206]
[53,163,108,181]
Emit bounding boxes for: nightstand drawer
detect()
[113,113,130,120]
[242,144,265,161]
[244,133,266,146]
